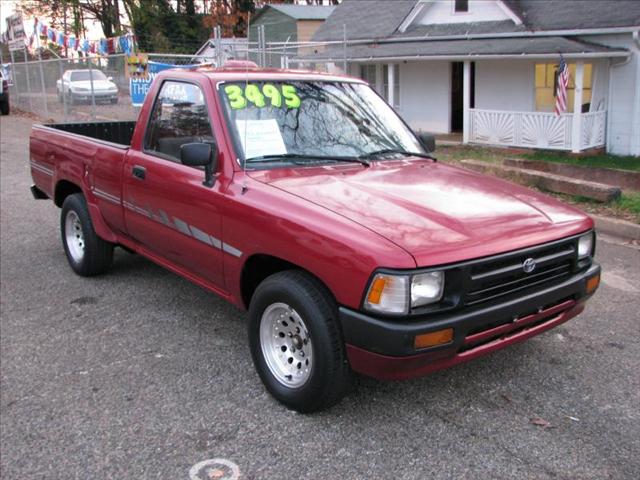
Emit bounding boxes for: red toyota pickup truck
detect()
[30,63,601,412]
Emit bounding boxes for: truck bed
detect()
[43,120,136,147]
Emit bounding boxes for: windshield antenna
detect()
[240,10,252,192]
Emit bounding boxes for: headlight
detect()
[578,232,594,259]
[364,270,445,315]
[411,271,445,307]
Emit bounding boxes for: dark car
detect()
[0,70,9,115]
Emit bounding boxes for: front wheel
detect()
[61,193,114,276]
[248,271,351,413]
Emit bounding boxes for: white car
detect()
[56,69,118,105]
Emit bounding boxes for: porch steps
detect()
[503,158,640,192]
[460,159,622,202]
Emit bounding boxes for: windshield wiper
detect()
[245,154,370,167]
[359,149,436,161]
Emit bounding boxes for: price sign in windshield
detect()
[224,84,301,110]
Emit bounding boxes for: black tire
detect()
[248,270,351,413]
[0,99,8,115]
[110,97,118,104]
[60,193,113,276]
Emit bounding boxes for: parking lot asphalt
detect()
[1,114,639,479]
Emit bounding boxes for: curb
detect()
[592,214,640,241]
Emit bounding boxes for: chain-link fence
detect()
[7,53,213,122]
[5,41,340,123]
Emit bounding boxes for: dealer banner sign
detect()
[130,61,199,107]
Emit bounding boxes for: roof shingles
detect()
[303,36,627,61]
[312,0,640,42]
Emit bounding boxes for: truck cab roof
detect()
[159,64,363,84]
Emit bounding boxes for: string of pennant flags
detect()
[1,17,138,56]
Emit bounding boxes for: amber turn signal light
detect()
[414,328,454,349]
[586,274,600,294]
[366,276,388,305]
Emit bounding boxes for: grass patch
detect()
[520,151,640,171]
[435,145,504,163]
[616,192,640,216]
[566,192,640,223]
[436,145,640,171]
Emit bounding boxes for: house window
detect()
[383,64,400,110]
[360,64,377,88]
[535,62,593,113]
[454,0,469,13]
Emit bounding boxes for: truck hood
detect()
[248,160,593,267]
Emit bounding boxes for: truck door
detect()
[122,79,226,291]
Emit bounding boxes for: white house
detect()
[194,37,249,63]
[304,0,640,156]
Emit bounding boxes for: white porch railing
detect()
[580,111,607,150]
[468,109,606,151]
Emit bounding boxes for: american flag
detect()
[554,55,569,116]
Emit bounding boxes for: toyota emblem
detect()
[522,258,536,273]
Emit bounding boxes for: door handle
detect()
[132,165,146,180]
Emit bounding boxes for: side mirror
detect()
[180,142,218,187]
[416,132,436,153]
[107,76,114,82]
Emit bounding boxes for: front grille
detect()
[464,240,576,307]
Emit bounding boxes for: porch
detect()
[468,109,607,152]
[352,58,609,153]
[460,59,607,153]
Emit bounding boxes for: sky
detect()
[1,0,106,39]
[0,1,19,34]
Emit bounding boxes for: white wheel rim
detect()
[259,302,312,388]
[65,210,85,263]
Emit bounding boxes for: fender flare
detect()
[55,176,119,244]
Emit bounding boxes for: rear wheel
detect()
[248,270,351,413]
[0,99,8,115]
[61,193,113,276]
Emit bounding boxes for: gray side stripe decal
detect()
[123,200,241,258]
[222,243,242,258]
[123,201,151,217]
[173,217,192,237]
[189,225,214,247]
[93,188,121,205]
[30,161,54,176]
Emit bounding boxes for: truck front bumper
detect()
[340,263,600,380]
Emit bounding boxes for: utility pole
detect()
[63,0,68,57]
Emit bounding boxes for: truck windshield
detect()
[219,81,425,168]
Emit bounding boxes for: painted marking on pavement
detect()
[189,458,240,480]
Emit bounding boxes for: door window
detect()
[145,81,214,162]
